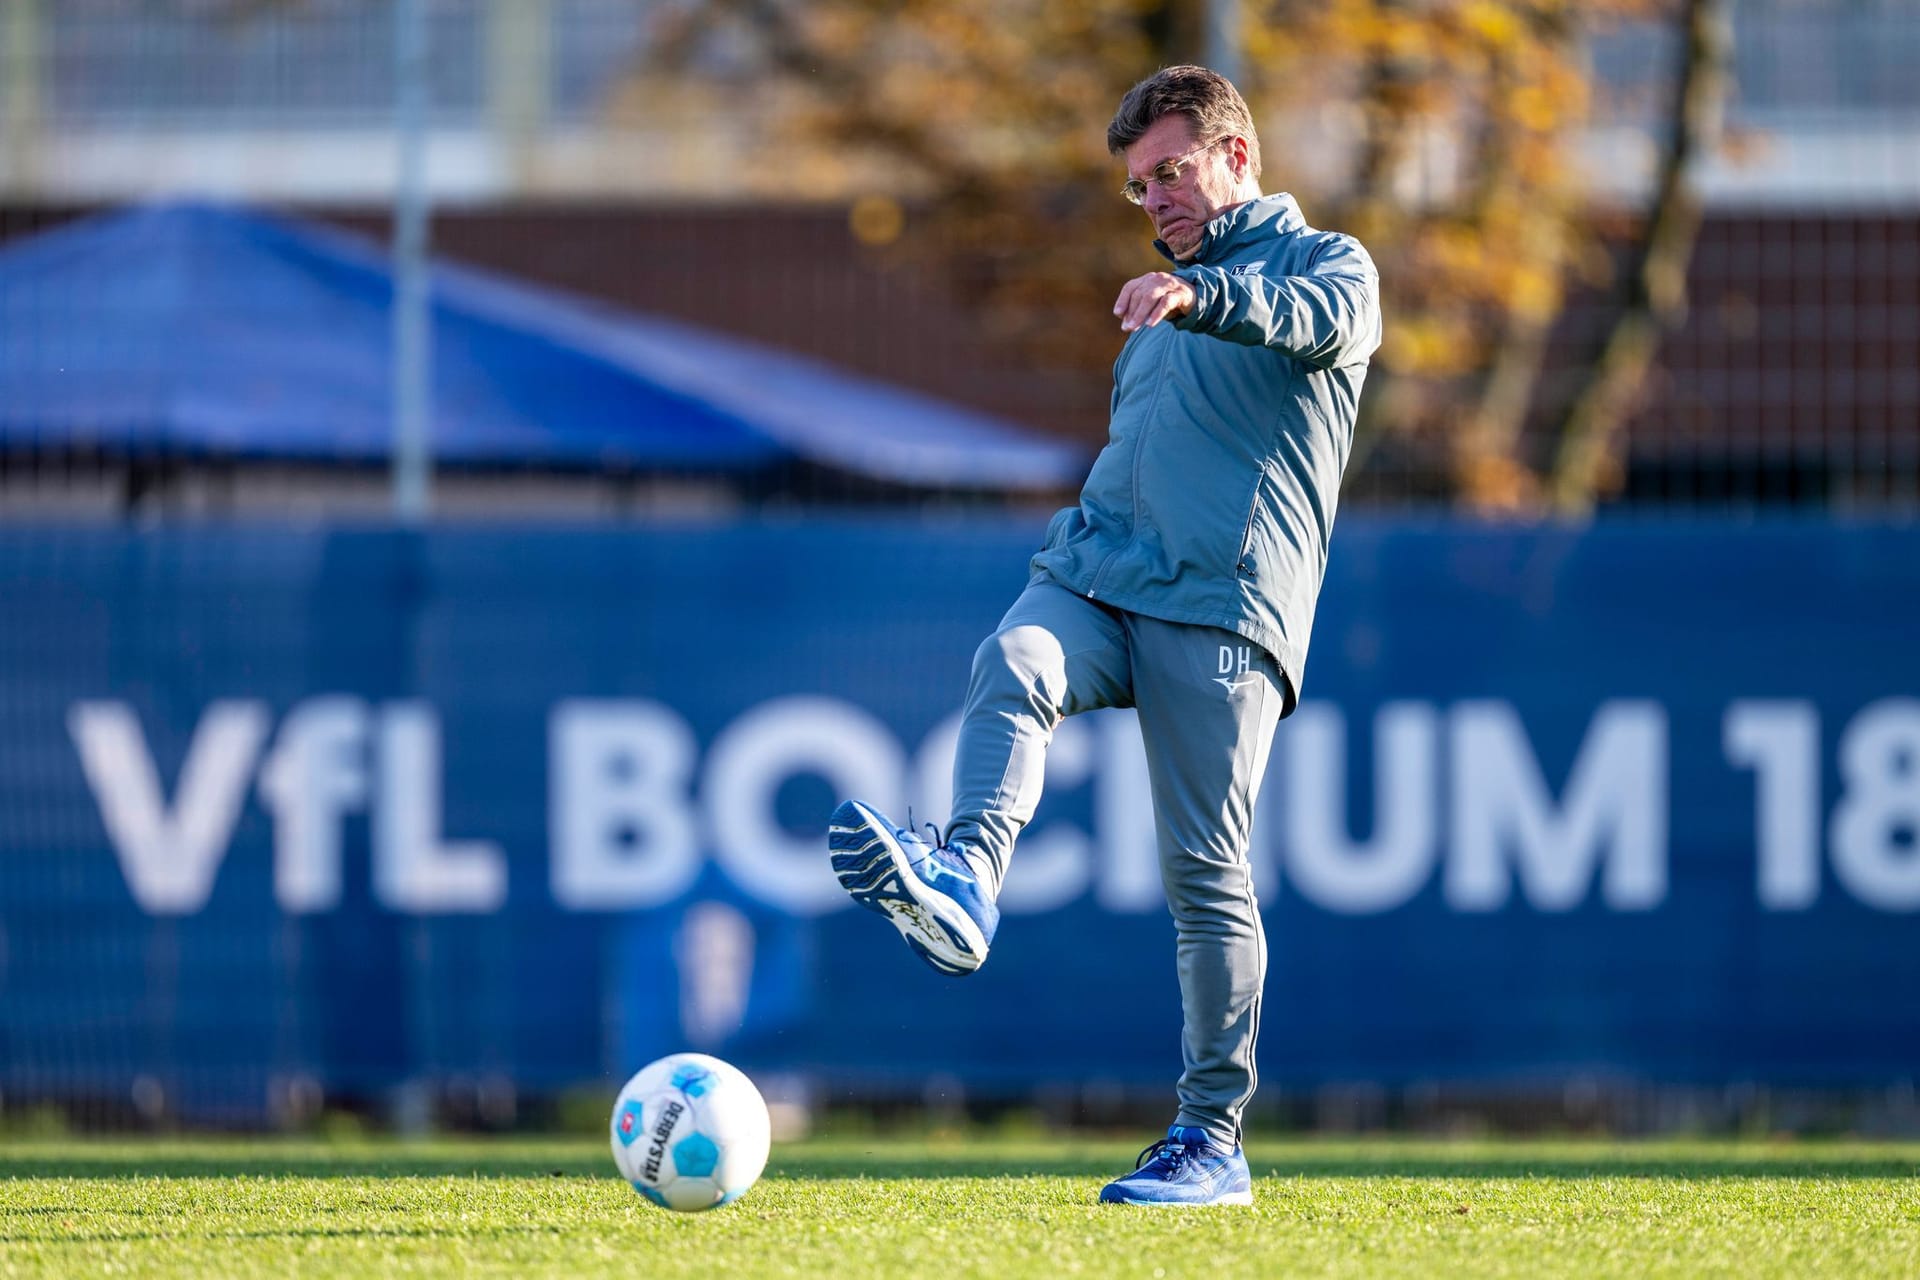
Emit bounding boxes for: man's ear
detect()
[1223,135,1252,182]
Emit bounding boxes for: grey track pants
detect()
[945,580,1286,1147]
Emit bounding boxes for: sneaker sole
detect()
[828,801,988,975]
[1098,1190,1254,1207]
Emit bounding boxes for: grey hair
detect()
[1107,64,1261,179]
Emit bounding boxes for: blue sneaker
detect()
[828,800,998,975]
[1099,1125,1253,1206]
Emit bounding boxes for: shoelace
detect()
[901,808,948,855]
[1132,1137,1195,1177]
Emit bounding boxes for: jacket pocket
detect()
[1233,465,1269,579]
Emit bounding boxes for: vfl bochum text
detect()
[64,694,1920,919]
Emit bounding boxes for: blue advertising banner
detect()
[1,518,1916,1118]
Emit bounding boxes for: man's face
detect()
[1122,114,1240,262]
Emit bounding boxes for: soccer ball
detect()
[610,1052,771,1212]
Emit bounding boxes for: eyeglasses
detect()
[1121,138,1225,205]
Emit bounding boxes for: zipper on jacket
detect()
[1088,328,1178,599]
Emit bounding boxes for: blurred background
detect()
[0,0,1916,1138]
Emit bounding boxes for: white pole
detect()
[1206,0,1243,87]
[392,0,433,523]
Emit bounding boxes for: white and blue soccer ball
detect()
[610,1052,771,1212]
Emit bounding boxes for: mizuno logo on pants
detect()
[1214,644,1257,694]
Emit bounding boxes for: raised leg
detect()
[944,581,1132,898]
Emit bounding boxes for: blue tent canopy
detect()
[0,202,1085,490]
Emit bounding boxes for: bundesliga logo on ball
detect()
[609,1053,771,1212]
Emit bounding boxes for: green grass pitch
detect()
[1,1135,1915,1277]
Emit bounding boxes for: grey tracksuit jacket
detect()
[1028,193,1383,705]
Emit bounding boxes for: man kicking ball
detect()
[829,64,1381,1206]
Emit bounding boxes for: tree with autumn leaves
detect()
[646,0,1729,515]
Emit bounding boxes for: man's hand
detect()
[1113,271,1196,333]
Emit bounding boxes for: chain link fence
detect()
[2,1,1916,516]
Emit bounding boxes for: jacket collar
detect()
[1153,192,1304,265]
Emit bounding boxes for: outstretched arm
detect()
[1175,235,1382,369]
[1111,236,1382,370]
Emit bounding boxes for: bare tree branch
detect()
[1549,0,1731,515]
[1451,7,1577,513]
